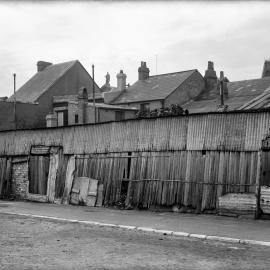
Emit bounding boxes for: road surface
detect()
[0,213,269,270]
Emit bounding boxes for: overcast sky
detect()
[1,0,270,97]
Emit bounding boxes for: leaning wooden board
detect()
[261,186,270,214]
[70,177,99,206]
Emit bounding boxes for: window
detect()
[140,103,150,112]
[115,111,124,121]
[75,114,79,124]
[57,110,68,127]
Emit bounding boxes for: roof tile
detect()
[112,70,197,104]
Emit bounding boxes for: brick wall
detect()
[11,158,29,199]
[0,101,42,131]
[37,62,100,127]
[164,71,205,107]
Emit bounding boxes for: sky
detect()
[0,0,270,97]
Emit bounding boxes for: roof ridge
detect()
[9,60,78,102]
[228,76,270,84]
[149,69,197,78]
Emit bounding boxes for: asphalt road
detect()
[0,214,269,270]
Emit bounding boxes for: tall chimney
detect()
[219,71,228,97]
[116,70,127,91]
[262,60,270,78]
[37,61,52,72]
[138,61,150,80]
[78,87,88,124]
[204,61,217,90]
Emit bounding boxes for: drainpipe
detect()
[219,71,224,106]
[92,65,96,123]
[13,73,17,130]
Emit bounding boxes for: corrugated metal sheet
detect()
[244,112,270,151]
[0,112,270,156]
[168,117,188,150]
[186,115,207,150]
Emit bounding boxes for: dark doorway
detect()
[29,155,50,195]
[261,151,270,187]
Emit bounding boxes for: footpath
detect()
[1,200,270,246]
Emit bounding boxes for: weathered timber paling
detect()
[0,112,269,212]
[72,150,259,210]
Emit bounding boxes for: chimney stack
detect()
[138,61,150,80]
[37,61,52,72]
[262,60,270,78]
[219,71,228,97]
[78,87,88,124]
[204,61,217,90]
[116,70,127,91]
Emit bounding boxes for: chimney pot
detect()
[220,71,224,80]
[117,70,127,91]
[138,61,150,80]
[208,61,214,71]
[37,61,52,72]
[204,60,217,91]
[262,59,270,78]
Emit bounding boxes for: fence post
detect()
[255,150,262,219]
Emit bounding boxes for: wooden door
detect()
[261,151,270,187]
[29,155,50,195]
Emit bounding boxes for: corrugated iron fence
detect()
[0,111,269,210]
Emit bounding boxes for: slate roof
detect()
[184,76,270,113]
[87,102,137,110]
[111,70,197,104]
[8,60,79,103]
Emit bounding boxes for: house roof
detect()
[9,60,78,103]
[87,102,137,110]
[111,70,197,104]
[184,76,270,113]
[68,100,137,111]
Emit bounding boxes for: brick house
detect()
[104,62,205,111]
[103,60,270,114]
[8,60,101,128]
[184,60,270,113]
[47,87,137,127]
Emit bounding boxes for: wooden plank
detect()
[62,156,75,204]
[86,178,99,206]
[47,152,59,203]
[95,183,104,207]
[78,177,90,205]
[70,177,81,205]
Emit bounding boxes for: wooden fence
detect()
[0,111,269,211]
[74,150,259,210]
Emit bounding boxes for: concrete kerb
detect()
[2,211,270,247]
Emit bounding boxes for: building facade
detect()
[6,60,101,129]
